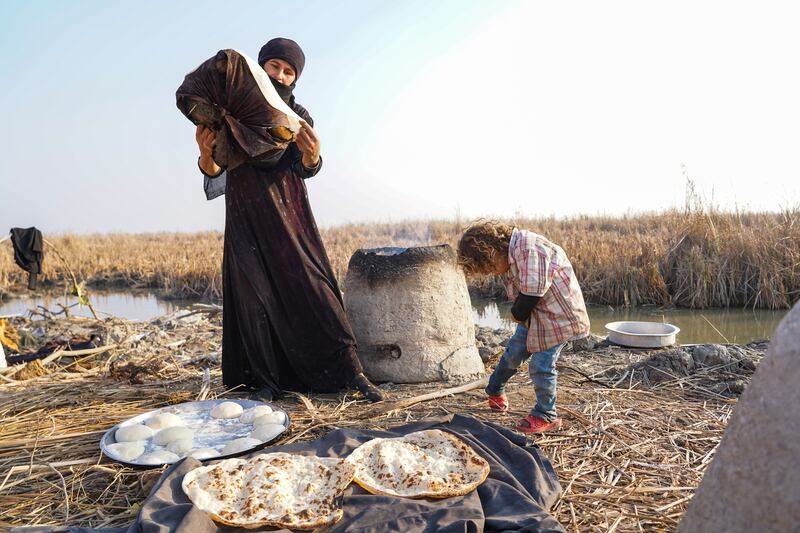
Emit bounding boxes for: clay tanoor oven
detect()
[344,245,485,384]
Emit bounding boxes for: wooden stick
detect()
[0,344,118,375]
[43,345,118,365]
[362,377,488,418]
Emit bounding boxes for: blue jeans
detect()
[485,324,565,422]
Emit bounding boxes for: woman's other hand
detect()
[296,119,321,168]
[196,125,222,176]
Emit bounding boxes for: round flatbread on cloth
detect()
[182,452,355,530]
[345,429,490,499]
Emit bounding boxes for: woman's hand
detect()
[196,125,221,176]
[296,119,321,168]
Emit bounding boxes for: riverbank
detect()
[0,311,768,531]
[2,208,798,308]
[0,289,786,345]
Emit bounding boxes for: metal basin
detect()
[605,321,680,348]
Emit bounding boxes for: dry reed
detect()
[0,312,761,531]
[2,208,798,309]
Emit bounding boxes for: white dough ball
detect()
[107,441,145,461]
[253,411,286,426]
[187,447,220,460]
[154,426,194,446]
[250,423,285,443]
[240,405,273,424]
[138,450,180,465]
[145,412,184,431]
[166,438,194,455]
[210,401,244,419]
[222,437,262,456]
[115,424,154,443]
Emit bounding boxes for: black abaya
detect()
[220,113,363,396]
[177,49,364,397]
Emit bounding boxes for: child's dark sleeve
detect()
[511,293,541,322]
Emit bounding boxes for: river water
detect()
[0,291,788,345]
[0,291,188,321]
[472,298,786,344]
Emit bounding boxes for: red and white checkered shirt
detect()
[505,228,591,352]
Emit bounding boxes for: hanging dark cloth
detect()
[177,50,362,396]
[10,227,43,290]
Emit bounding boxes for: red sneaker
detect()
[487,394,509,412]
[515,415,563,434]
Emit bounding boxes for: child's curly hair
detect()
[457,220,514,276]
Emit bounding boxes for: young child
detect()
[458,221,590,434]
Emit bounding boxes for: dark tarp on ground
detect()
[65,415,564,533]
[10,227,43,290]
[176,49,364,397]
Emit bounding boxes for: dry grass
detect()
[0,312,762,531]
[0,232,224,301]
[2,207,798,309]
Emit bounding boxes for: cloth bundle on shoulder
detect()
[176,49,302,171]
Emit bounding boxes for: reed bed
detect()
[0,313,757,531]
[2,208,798,308]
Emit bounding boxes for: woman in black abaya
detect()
[195,38,382,402]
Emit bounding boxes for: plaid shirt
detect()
[505,228,590,352]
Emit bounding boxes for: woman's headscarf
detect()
[258,38,306,80]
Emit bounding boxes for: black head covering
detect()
[258,38,305,80]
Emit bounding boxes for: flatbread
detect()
[345,429,490,498]
[182,452,355,530]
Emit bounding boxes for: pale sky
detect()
[1,1,798,234]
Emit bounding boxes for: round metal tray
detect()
[100,399,290,467]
